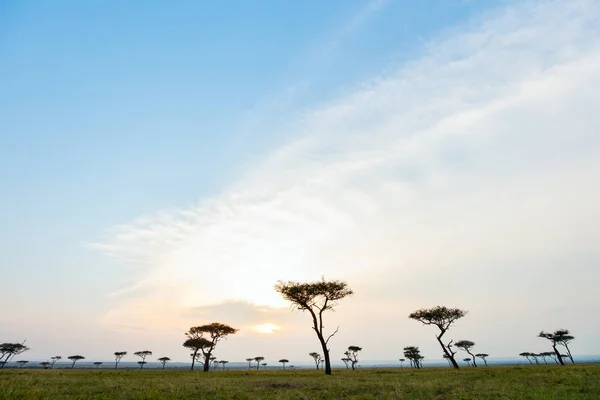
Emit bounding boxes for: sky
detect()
[1,0,600,364]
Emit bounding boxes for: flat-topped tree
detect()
[398,358,405,368]
[50,356,61,369]
[253,356,265,371]
[0,342,29,369]
[185,323,238,372]
[16,360,28,368]
[540,351,558,364]
[342,358,351,369]
[278,359,289,370]
[409,306,467,369]
[245,358,253,370]
[114,352,127,369]
[40,361,51,369]
[309,352,321,370]
[403,346,423,369]
[475,353,489,366]
[261,363,267,370]
[134,351,152,369]
[218,360,228,370]
[183,337,212,371]
[93,362,102,369]
[346,346,362,370]
[539,329,574,365]
[519,352,534,364]
[275,277,353,375]
[463,358,472,367]
[68,355,84,369]
[455,340,477,367]
[158,357,171,370]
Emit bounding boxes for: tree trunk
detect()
[203,354,210,372]
[191,350,197,371]
[467,350,477,367]
[564,344,574,364]
[436,335,459,369]
[71,361,75,369]
[552,344,565,366]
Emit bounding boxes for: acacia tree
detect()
[134,351,152,370]
[275,278,353,375]
[219,360,228,370]
[0,342,29,368]
[183,337,212,371]
[455,340,477,367]
[539,330,574,366]
[68,355,84,369]
[519,352,534,364]
[541,351,559,364]
[341,358,351,369]
[309,352,321,370]
[408,306,466,369]
[93,362,102,369]
[158,357,171,370]
[16,360,28,368]
[442,354,452,366]
[245,358,254,370]
[50,356,62,369]
[346,346,362,370]
[463,358,472,367]
[403,346,423,369]
[475,353,489,367]
[399,358,405,368]
[40,361,51,369]
[114,352,127,370]
[185,323,238,372]
[254,356,265,371]
[279,359,289,370]
[261,363,267,370]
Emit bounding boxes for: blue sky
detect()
[2,0,600,363]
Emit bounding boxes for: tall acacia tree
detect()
[185,323,238,372]
[183,337,212,371]
[253,356,265,371]
[245,358,254,370]
[539,330,574,366]
[114,352,127,370]
[68,355,84,369]
[158,357,171,370]
[346,346,362,370]
[50,356,62,369]
[134,351,152,370]
[475,353,489,366]
[0,343,29,369]
[278,359,289,370]
[408,306,467,369]
[309,352,321,370]
[455,340,477,367]
[275,277,353,375]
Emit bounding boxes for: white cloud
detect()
[93,0,600,361]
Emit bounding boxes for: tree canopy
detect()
[185,323,238,372]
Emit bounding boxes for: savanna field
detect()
[1,365,599,400]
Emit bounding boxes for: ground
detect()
[1,365,599,399]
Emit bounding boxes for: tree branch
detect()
[325,326,340,345]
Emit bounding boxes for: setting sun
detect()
[254,323,280,334]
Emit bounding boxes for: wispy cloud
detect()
[92,0,600,359]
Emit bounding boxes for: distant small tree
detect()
[530,353,541,365]
[442,354,452,366]
[219,360,228,370]
[463,358,471,367]
[555,330,575,364]
[93,362,102,369]
[408,306,466,369]
[210,356,218,369]
[538,352,550,364]
[50,356,62,369]
[254,356,265,371]
[475,353,489,367]
[114,352,127,370]
[185,323,238,372]
[245,358,254,370]
[346,346,362,370]
[539,330,573,366]
[342,358,351,369]
[16,360,28,368]
[68,355,84,369]
[261,362,267,370]
[541,351,559,364]
[134,351,152,370]
[40,361,51,369]
[403,346,424,369]
[0,342,29,369]
[519,352,534,365]
[455,340,477,367]
[275,278,353,375]
[183,337,212,371]
[399,358,405,368]
[308,352,321,370]
[279,359,289,370]
[158,357,171,370]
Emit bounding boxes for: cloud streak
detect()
[93,0,600,359]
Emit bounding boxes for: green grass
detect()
[1,365,599,399]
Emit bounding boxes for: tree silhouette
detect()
[93,362,102,369]
[403,346,424,369]
[541,351,559,364]
[114,352,127,370]
[254,356,265,371]
[519,352,534,364]
[455,340,477,367]
[475,353,489,366]
[409,306,466,369]
[398,358,405,368]
[40,361,51,369]
[183,337,212,371]
[210,356,218,370]
[50,356,62,369]
[16,360,28,368]
[346,346,362,370]
[539,330,574,366]
[158,357,171,370]
[275,277,353,375]
[341,357,351,369]
[261,362,267,370]
[308,352,321,370]
[245,358,253,370]
[442,354,452,366]
[219,360,228,370]
[134,351,152,370]
[185,323,238,372]
[0,342,29,369]
[463,358,471,367]
[279,359,289,370]
[68,355,84,369]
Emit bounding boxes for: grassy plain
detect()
[1,364,599,399]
